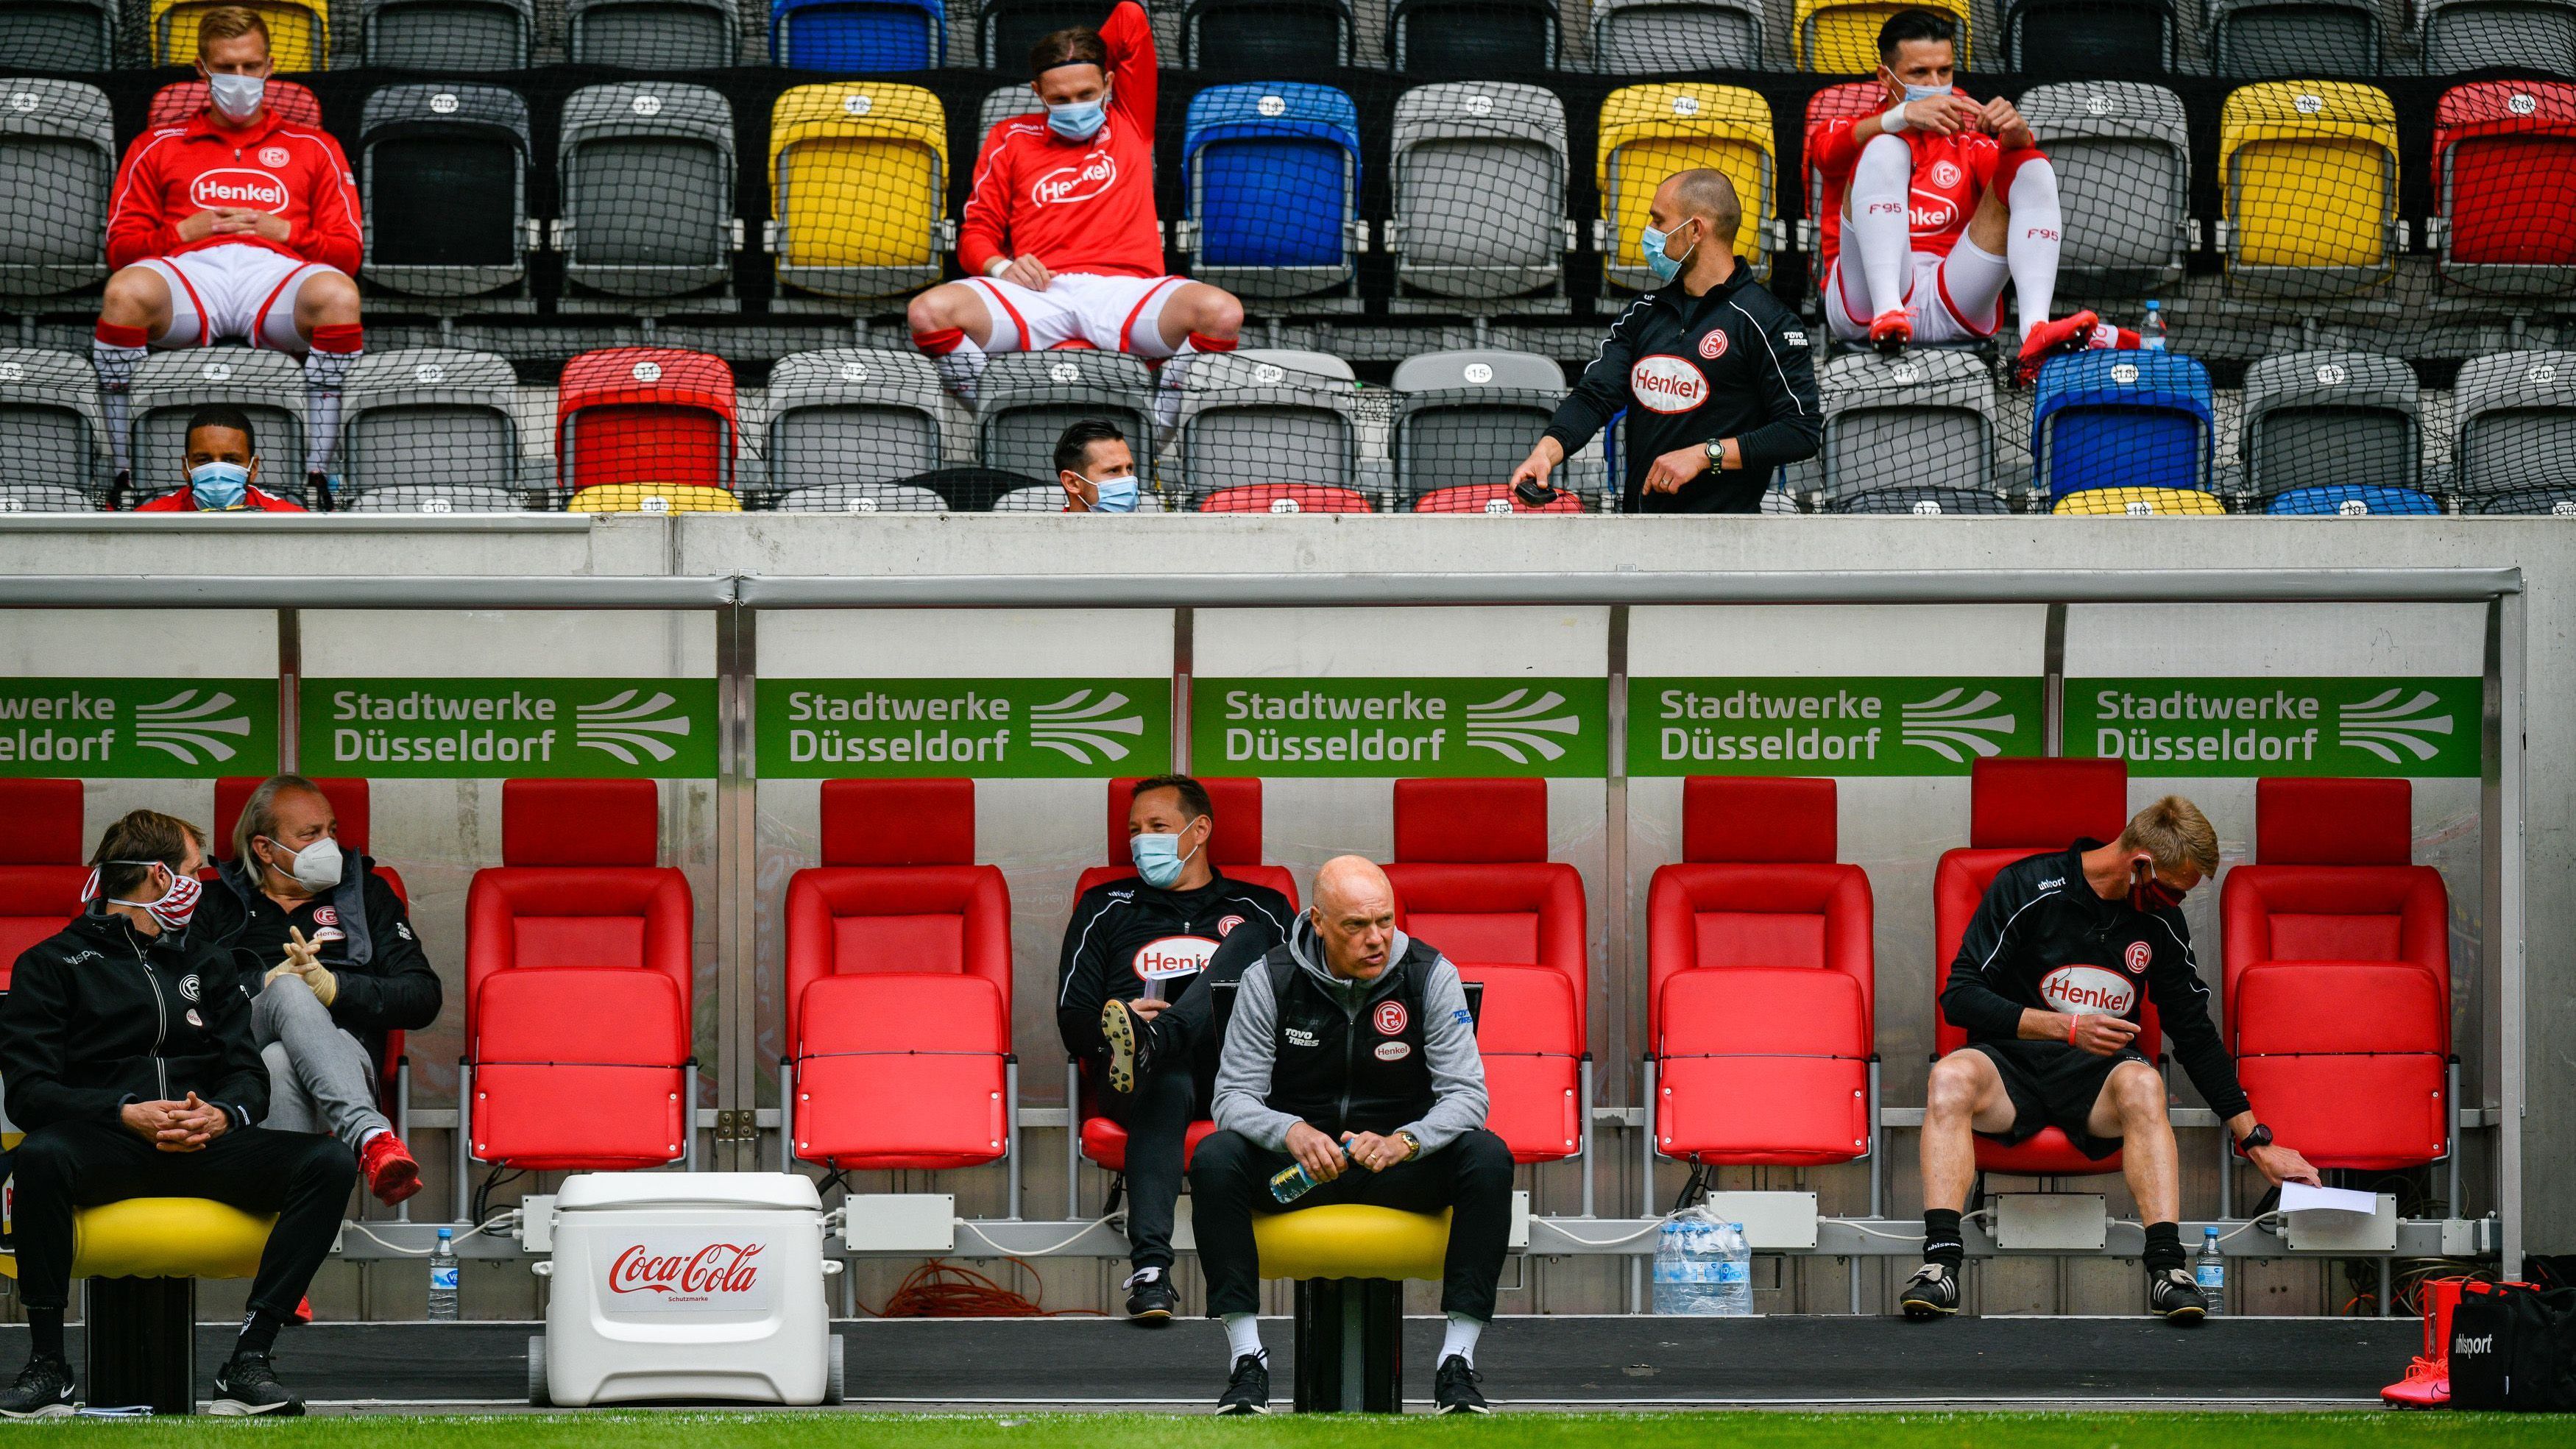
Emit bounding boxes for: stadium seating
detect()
[1596,83,1776,290]
[1592,0,1766,71]
[974,352,1150,483]
[2219,82,2401,297]
[567,0,739,65]
[760,348,950,508]
[2052,486,2226,514]
[0,348,105,504]
[2453,350,2576,505]
[2020,82,2193,291]
[1933,757,2153,1177]
[341,349,521,506]
[976,0,1094,67]
[0,79,110,308]
[464,778,693,1172]
[2221,778,2451,1171]
[1389,83,1571,306]
[2421,0,2576,77]
[1183,0,1351,67]
[785,778,1013,1170]
[148,79,322,129]
[1383,778,1585,1164]
[1392,350,1568,507]
[556,347,737,497]
[130,350,307,501]
[0,779,87,985]
[1171,350,1362,503]
[1199,483,1375,513]
[2032,350,2214,501]
[153,0,327,69]
[1180,83,1363,306]
[1647,776,1875,1166]
[1393,0,1559,70]
[1816,351,1998,510]
[1,0,113,69]
[2432,82,2576,298]
[556,84,739,304]
[2240,350,2424,511]
[360,84,534,302]
[358,0,531,66]
[2005,0,2173,71]
[1413,484,1587,513]
[975,84,1030,146]
[2209,0,2381,78]
[767,84,950,304]
[1796,0,1970,71]
[1827,485,2011,514]
[1801,82,1883,285]
[770,0,946,68]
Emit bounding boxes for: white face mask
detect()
[265,836,342,893]
[207,72,266,123]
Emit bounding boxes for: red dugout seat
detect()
[1384,778,1586,1165]
[1646,777,1873,1166]
[1197,484,1374,514]
[556,347,737,495]
[2220,778,2449,1171]
[149,79,325,129]
[1411,484,1584,514]
[0,780,87,989]
[2434,82,2576,288]
[785,779,1013,1171]
[1933,757,2159,1177]
[464,779,692,1172]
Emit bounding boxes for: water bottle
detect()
[428,1227,461,1321]
[1267,1141,1353,1204]
[2195,1227,2225,1315]
[1653,1213,1753,1315]
[2140,301,2169,351]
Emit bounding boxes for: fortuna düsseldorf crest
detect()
[1374,1000,1408,1035]
[2124,940,2151,975]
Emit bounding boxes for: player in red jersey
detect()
[1811,10,2137,383]
[92,8,364,509]
[904,1,1242,403]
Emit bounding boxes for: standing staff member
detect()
[1510,169,1820,514]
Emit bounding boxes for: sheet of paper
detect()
[2280,1181,2380,1216]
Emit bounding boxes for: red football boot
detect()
[1868,309,1914,355]
[360,1131,423,1206]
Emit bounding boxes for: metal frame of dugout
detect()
[0,553,2530,1339]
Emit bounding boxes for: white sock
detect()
[1438,1311,1484,1367]
[2006,157,2064,342]
[92,336,146,479]
[303,342,361,476]
[1848,133,1914,321]
[1223,1311,1265,1366]
[930,333,987,403]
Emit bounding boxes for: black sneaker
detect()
[210,1353,306,1416]
[2149,1266,2209,1323]
[1899,1262,1960,1320]
[1434,1353,1489,1414]
[1100,998,1156,1097]
[0,1356,75,1419]
[1125,1266,1175,1324]
[1216,1353,1270,1415]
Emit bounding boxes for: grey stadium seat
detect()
[2208,0,2381,77]
[341,349,520,502]
[0,0,112,71]
[1827,485,2011,514]
[0,348,106,498]
[2020,82,2192,292]
[993,482,1073,512]
[556,84,738,302]
[779,481,951,512]
[1591,0,1763,71]
[760,349,949,499]
[2452,350,2576,501]
[1171,350,1364,502]
[1816,350,1999,509]
[1390,84,1571,305]
[359,0,532,66]
[567,0,740,65]
[1391,350,1568,503]
[0,483,101,514]
[980,85,1035,148]
[975,352,1152,484]
[2240,350,2419,502]
[131,351,306,500]
[2421,0,2576,77]
[0,79,113,305]
[341,482,534,512]
[362,85,534,302]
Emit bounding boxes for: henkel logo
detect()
[2124,940,2151,975]
[2039,965,2136,1016]
[606,1239,771,1312]
[1374,1000,1408,1035]
[1133,935,1217,981]
[191,169,289,210]
[1909,188,1958,234]
[1628,354,1708,414]
[1032,153,1117,205]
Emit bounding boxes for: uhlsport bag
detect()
[2449,1280,2576,1410]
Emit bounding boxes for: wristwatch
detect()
[2235,1122,2274,1152]
[1395,1130,1423,1162]
[1704,439,1728,472]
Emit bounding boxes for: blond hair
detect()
[196,6,271,54]
[2116,795,2220,876]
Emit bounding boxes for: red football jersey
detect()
[106,107,363,276]
[1809,97,2000,277]
[958,0,1164,280]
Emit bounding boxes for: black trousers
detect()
[1098,1059,1210,1272]
[1189,1126,1515,1320]
[10,1121,358,1317]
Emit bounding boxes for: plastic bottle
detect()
[2195,1226,2225,1315]
[428,1227,461,1321]
[1652,1213,1754,1315]
[2141,301,2169,351]
[1267,1141,1354,1204]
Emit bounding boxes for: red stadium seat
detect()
[148,79,324,130]
[2220,778,2450,1171]
[1647,777,1874,1166]
[464,779,692,1171]
[1804,80,1888,285]
[555,347,737,495]
[1410,483,1584,514]
[0,780,87,990]
[1197,484,1375,514]
[2434,82,2576,287]
[785,779,1013,1171]
[1932,757,2157,1177]
[1384,778,1585,1164]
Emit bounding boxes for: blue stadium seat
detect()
[771,0,946,69]
[2031,350,2214,500]
[1182,84,1362,305]
[2264,483,2442,514]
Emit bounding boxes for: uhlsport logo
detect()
[575,688,693,765]
[1627,355,1708,413]
[1025,687,1146,764]
[2337,687,2455,765]
[1462,687,1581,764]
[1032,153,1117,205]
[2039,965,2135,1017]
[190,169,289,210]
[1133,935,1216,982]
[132,688,255,765]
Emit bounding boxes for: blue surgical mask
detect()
[1081,472,1139,513]
[1903,82,1952,103]
[1047,95,1107,143]
[189,460,250,510]
[1130,827,1203,890]
[208,72,266,123]
[1640,220,1696,283]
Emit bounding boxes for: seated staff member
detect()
[194,774,439,1205]
[136,405,307,512]
[1054,417,1142,514]
[1189,857,1510,1416]
[0,811,356,1418]
[1060,775,1293,1321]
[1906,796,2321,1324]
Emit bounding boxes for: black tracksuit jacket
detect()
[1055,867,1294,1063]
[0,907,269,1133]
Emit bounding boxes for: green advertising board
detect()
[0,679,278,778]
[2064,677,2483,777]
[1629,677,2045,776]
[1193,679,1610,777]
[303,679,719,777]
[758,679,1171,778]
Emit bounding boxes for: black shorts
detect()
[1968,1039,2149,1161]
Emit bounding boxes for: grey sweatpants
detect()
[254,973,392,1152]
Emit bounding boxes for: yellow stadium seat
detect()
[2053,486,2227,516]
[1597,84,1777,288]
[154,0,329,69]
[768,83,950,303]
[1794,0,1970,72]
[567,483,743,513]
[1253,1205,1452,1282]
[2219,82,2399,296]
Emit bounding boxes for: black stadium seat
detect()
[1184,0,1351,68]
[359,0,534,68]
[978,0,1098,68]
[361,84,534,303]
[0,0,113,70]
[2005,0,2173,72]
[1393,0,1558,71]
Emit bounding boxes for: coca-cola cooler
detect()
[531,1173,843,1406]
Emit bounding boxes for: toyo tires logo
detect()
[190,169,289,210]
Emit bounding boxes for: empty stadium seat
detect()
[2221,778,2450,1171]
[975,83,1030,146]
[2020,82,2192,291]
[341,481,530,513]
[2005,0,2172,71]
[0,779,87,986]
[360,84,533,302]
[1827,485,2010,514]
[2210,0,2380,76]
[2421,0,2576,77]
[130,350,306,499]
[761,348,949,506]
[768,84,949,304]
[1390,84,1571,306]
[976,0,1092,66]
[1597,84,1776,290]
[1181,83,1363,306]
[147,79,323,129]
[1593,0,1764,71]
[1413,484,1586,513]
[0,79,111,306]
[771,0,945,68]
[1172,350,1363,501]
[1797,0,1969,71]
[1801,82,1883,284]
[1393,350,1568,506]
[2051,487,2226,514]
[786,779,1013,1171]
[568,0,738,64]
[1817,351,1996,509]
[2452,350,2576,502]
[1934,757,2153,1177]
[974,352,1150,482]
[0,348,105,500]
[2433,82,2576,298]
[154,0,327,68]
[991,481,1071,511]
[464,779,694,1172]
[1383,779,1583,1165]
[1199,483,1375,513]
[1183,0,1351,67]
[556,347,737,495]
[342,349,520,503]
[1,0,113,68]
[1648,777,1874,1166]
[2262,484,2441,515]
[2463,486,2576,514]
[2031,350,2214,501]
[1393,0,1558,68]
[358,0,530,65]
[2219,82,2401,297]
[556,82,739,302]
[2241,350,2423,509]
